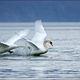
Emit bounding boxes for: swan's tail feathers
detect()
[6,29,29,46]
[0,42,24,54]
[0,42,10,54]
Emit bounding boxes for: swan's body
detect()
[0,20,53,55]
[0,30,29,54]
[24,20,53,56]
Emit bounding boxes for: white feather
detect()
[0,29,29,54]
[6,29,29,46]
[29,20,47,51]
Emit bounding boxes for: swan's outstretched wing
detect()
[0,42,24,54]
[22,38,39,51]
[31,20,47,50]
[5,29,29,46]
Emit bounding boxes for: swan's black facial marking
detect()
[50,41,53,46]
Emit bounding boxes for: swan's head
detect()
[44,40,53,49]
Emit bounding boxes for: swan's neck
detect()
[43,41,50,49]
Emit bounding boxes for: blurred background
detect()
[0,0,80,22]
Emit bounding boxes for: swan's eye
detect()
[50,41,53,46]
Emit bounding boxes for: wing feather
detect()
[5,29,29,46]
[31,20,47,50]
[22,38,39,51]
[0,42,24,54]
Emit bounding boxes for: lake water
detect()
[0,24,80,80]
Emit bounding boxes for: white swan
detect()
[0,29,29,54]
[24,20,53,56]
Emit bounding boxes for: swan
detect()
[24,20,53,56]
[0,29,29,54]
